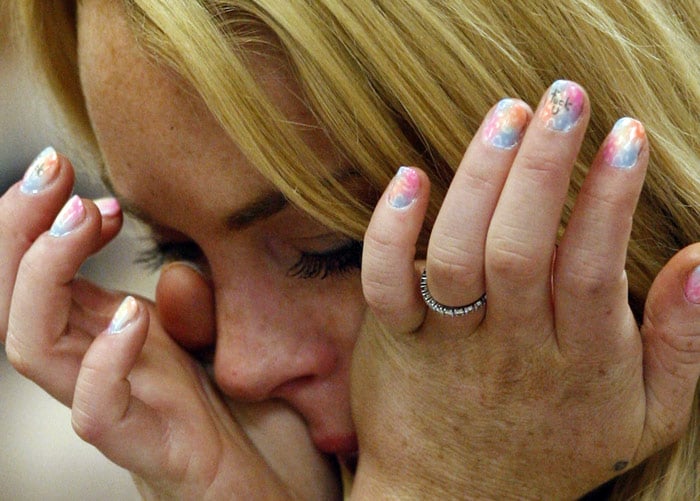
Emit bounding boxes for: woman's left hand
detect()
[352,82,700,498]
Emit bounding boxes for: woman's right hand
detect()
[0,149,339,500]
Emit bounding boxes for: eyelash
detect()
[136,241,204,271]
[287,240,363,279]
[136,239,363,279]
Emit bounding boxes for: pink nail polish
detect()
[20,147,59,194]
[482,99,531,149]
[94,197,121,217]
[108,296,139,334]
[49,195,86,237]
[602,118,645,169]
[685,266,700,304]
[539,80,585,132]
[386,166,420,209]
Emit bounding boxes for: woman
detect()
[3,0,700,498]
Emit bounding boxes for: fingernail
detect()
[602,118,646,169]
[482,99,531,149]
[94,197,121,217]
[108,296,139,334]
[20,147,59,194]
[539,80,585,132]
[386,166,420,209]
[49,195,85,237]
[685,266,700,304]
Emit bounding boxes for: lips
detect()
[312,433,358,456]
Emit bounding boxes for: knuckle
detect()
[558,264,619,299]
[363,225,400,261]
[517,150,565,179]
[459,164,502,194]
[362,272,398,314]
[656,324,700,366]
[5,333,36,379]
[71,406,105,444]
[71,366,109,444]
[487,236,541,283]
[428,248,480,290]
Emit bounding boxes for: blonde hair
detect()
[11,0,700,498]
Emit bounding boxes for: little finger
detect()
[362,167,430,332]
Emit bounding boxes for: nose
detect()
[212,286,338,402]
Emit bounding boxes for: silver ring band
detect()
[420,270,487,317]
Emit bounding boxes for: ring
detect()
[420,270,487,317]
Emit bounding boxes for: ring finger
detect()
[425,98,532,326]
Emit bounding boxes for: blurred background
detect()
[1,6,155,499]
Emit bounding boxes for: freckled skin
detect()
[78,0,364,453]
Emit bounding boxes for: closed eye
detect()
[287,240,363,279]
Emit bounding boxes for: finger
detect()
[156,262,215,352]
[94,197,124,243]
[426,99,532,313]
[362,167,430,332]
[486,81,589,329]
[71,297,164,471]
[637,244,700,460]
[555,118,648,358]
[0,148,74,339]
[5,196,105,404]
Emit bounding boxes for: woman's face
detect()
[77,0,364,458]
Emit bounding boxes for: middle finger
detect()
[486,80,589,333]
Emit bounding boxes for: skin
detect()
[3,0,700,498]
[77,0,362,457]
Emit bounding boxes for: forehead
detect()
[75,0,322,233]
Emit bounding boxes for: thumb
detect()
[156,262,215,352]
[639,243,700,458]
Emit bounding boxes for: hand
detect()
[354,82,700,498]
[1,150,339,500]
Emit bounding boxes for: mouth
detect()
[337,450,359,474]
[313,433,358,456]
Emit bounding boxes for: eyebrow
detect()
[225,191,288,230]
[110,185,289,234]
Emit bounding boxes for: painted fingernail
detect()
[20,147,59,194]
[108,296,139,334]
[482,99,531,149]
[539,80,585,132]
[49,195,86,237]
[602,118,645,169]
[387,166,420,209]
[94,197,121,217]
[685,266,700,304]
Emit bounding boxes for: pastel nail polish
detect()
[685,266,700,304]
[49,195,86,237]
[108,296,139,334]
[539,80,585,132]
[94,197,121,217]
[482,99,531,149]
[602,118,645,169]
[20,147,59,194]
[386,166,420,209]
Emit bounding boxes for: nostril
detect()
[272,375,317,398]
[214,368,272,402]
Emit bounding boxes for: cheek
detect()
[213,269,366,352]
[318,275,367,352]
